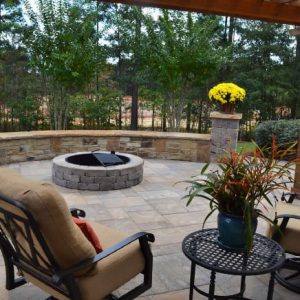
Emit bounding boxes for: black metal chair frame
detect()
[0,192,155,300]
[272,192,300,294]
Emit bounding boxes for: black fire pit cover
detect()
[92,152,126,166]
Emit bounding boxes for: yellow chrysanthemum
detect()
[208,83,246,104]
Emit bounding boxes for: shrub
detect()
[255,119,300,149]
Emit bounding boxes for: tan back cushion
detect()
[0,168,96,272]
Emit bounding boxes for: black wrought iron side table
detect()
[182,229,285,300]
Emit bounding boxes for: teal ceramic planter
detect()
[217,212,257,250]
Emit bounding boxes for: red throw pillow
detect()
[72,217,103,253]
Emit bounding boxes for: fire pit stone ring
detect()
[52,151,143,191]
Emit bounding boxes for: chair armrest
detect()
[52,232,155,285]
[281,193,296,203]
[276,214,300,220]
[273,213,300,241]
[70,208,86,218]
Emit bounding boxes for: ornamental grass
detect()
[183,137,297,251]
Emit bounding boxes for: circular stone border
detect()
[52,151,143,191]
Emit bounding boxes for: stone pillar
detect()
[210,111,242,162]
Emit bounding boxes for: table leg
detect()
[209,270,216,300]
[189,262,196,300]
[267,272,275,300]
[240,275,246,297]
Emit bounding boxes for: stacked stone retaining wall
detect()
[0,130,210,164]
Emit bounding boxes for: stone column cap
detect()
[210,111,242,120]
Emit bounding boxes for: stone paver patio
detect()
[0,158,298,300]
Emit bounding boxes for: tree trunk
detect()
[131,84,139,130]
[186,101,191,132]
[228,17,235,44]
[0,104,2,131]
[116,13,123,130]
[197,98,203,133]
[175,94,185,132]
[152,104,155,131]
[118,97,122,129]
[140,101,144,127]
[95,0,100,99]
[11,108,14,130]
[220,17,235,81]
[48,84,68,130]
[162,101,167,132]
[224,16,228,43]
[130,7,142,131]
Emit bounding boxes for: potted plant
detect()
[208,82,246,113]
[183,140,296,252]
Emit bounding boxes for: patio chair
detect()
[270,192,300,294]
[0,168,154,300]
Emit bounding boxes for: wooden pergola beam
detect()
[100,0,300,25]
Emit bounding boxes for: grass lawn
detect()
[237,141,256,153]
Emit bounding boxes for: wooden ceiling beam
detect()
[271,0,299,4]
[100,0,300,25]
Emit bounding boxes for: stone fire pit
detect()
[52,151,143,191]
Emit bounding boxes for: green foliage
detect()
[69,87,121,129]
[139,87,164,111]
[237,142,256,154]
[101,4,147,129]
[0,4,300,133]
[23,0,101,129]
[8,97,41,130]
[255,119,300,149]
[232,21,295,121]
[0,0,23,48]
[143,11,227,130]
[23,0,99,89]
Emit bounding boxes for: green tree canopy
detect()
[23,0,101,129]
[144,10,227,130]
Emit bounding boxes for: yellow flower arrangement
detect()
[208,83,246,104]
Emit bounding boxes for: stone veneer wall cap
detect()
[210,111,242,120]
[0,130,211,141]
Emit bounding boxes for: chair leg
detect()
[275,258,300,294]
[0,239,26,290]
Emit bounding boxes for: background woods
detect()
[0,0,299,137]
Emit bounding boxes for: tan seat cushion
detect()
[267,201,300,254]
[23,223,146,300]
[77,223,145,300]
[0,168,96,272]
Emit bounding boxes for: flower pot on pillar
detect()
[208,82,246,162]
[220,102,235,114]
[208,83,246,113]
